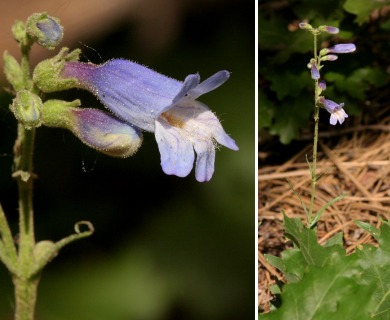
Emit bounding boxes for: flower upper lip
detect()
[160,70,231,116]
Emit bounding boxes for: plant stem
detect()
[13,125,38,320]
[10,38,39,319]
[308,98,320,225]
[308,33,320,226]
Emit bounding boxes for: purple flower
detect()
[318,25,340,34]
[61,60,238,182]
[319,98,348,125]
[318,80,326,91]
[310,63,320,80]
[324,26,339,34]
[320,54,338,61]
[327,44,356,54]
[42,100,143,158]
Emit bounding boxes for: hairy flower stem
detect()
[11,42,39,320]
[13,125,38,320]
[308,100,320,226]
[308,33,320,226]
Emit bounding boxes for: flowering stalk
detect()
[308,31,320,225]
[299,22,355,226]
[2,13,95,320]
[12,40,39,320]
[1,11,236,320]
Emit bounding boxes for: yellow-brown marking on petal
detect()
[161,112,185,128]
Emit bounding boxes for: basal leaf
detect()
[324,232,344,247]
[262,250,376,319]
[278,249,306,283]
[355,220,380,242]
[356,244,390,319]
[265,254,286,274]
[378,222,390,253]
[283,214,329,266]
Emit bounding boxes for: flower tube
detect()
[56,59,238,181]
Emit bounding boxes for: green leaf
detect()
[258,14,312,64]
[355,220,380,242]
[356,245,390,318]
[268,95,312,144]
[324,72,347,91]
[265,254,286,274]
[343,0,390,25]
[324,232,344,247]
[268,71,311,100]
[264,220,390,318]
[270,284,281,295]
[279,249,306,283]
[259,91,274,128]
[378,222,390,253]
[283,214,329,266]
[309,193,347,228]
[326,68,387,100]
[262,249,376,319]
[358,67,387,87]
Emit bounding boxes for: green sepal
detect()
[33,47,81,92]
[42,99,81,128]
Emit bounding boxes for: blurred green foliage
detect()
[259,0,390,144]
[0,1,254,319]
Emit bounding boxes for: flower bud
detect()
[320,54,338,61]
[328,44,356,54]
[42,100,143,157]
[33,47,81,92]
[318,25,339,34]
[11,90,43,129]
[319,48,330,57]
[318,80,327,91]
[308,59,320,79]
[26,12,63,49]
[299,22,313,31]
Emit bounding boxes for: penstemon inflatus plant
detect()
[298,22,355,228]
[1,12,238,320]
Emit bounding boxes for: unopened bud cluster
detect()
[299,21,356,125]
[4,12,143,159]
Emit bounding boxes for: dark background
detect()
[0,0,255,319]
